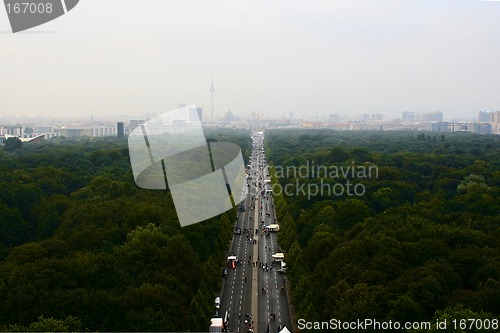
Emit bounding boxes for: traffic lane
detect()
[258,224,276,333]
[231,182,259,332]
[259,248,289,330]
[224,194,255,332]
[266,199,293,332]
[258,169,292,332]
[237,201,256,332]
[225,249,253,328]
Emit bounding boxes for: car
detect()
[215,296,220,309]
[277,268,287,274]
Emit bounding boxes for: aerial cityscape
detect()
[1,107,499,146]
[1,1,499,332]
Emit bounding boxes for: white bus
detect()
[209,318,223,333]
[266,224,280,232]
[272,253,285,262]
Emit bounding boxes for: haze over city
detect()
[1,0,500,120]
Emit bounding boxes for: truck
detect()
[272,252,285,262]
[227,255,238,268]
[266,224,280,232]
[209,318,224,333]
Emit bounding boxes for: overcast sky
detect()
[1,0,500,121]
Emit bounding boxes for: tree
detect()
[5,315,82,332]
[3,137,22,152]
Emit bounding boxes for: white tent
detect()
[279,326,291,333]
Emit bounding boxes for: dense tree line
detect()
[266,130,500,332]
[0,129,251,332]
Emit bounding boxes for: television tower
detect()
[210,79,215,121]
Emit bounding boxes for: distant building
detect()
[225,110,235,122]
[424,111,443,122]
[478,111,494,122]
[1,125,22,136]
[23,126,34,138]
[55,125,115,137]
[441,122,492,134]
[493,111,500,123]
[117,122,125,139]
[357,114,370,122]
[491,122,500,134]
[430,122,451,132]
[470,123,493,135]
[33,126,58,139]
[129,120,145,132]
[402,111,443,122]
[328,114,340,122]
[34,126,52,134]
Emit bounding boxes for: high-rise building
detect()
[402,111,443,122]
[493,111,500,123]
[478,110,500,123]
[117,122,125,139]
[471,123,493,134]
[478,111,493,122]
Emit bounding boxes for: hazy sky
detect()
[1,0,500,121]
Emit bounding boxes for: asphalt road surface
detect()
[219,132,292,333]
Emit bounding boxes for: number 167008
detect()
[6,2,53,14]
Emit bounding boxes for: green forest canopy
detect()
[1,128,499,332]
[0,129,252,332]
[266,129,499,332]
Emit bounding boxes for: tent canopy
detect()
[279,326,291,333]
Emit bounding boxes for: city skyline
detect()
[1,0,500,119]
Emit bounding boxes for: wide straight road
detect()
[219,175,256,333]
[219,131,292,333]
